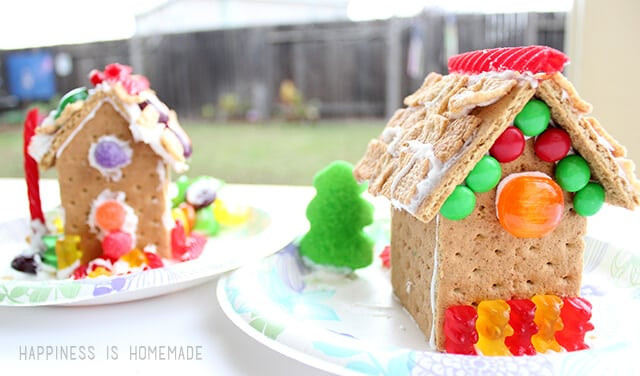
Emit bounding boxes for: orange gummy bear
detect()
[475,300,514,356]
[531,294,564,353]
[95,200,126,231]
[496,173,564,238]
[120,249,148,268]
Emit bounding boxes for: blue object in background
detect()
[5,51,56,101]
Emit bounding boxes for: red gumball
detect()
[534,128,571,162]
[490,126,525,163]
[101,231,133,260]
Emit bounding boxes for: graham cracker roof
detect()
[28,82,190,173]
[354,71,640,223]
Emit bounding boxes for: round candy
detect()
[192,205,220,236]
[11,255,38,274]
[514,99,550,137]
[101,231,133,260]
[555,155,591,192]
[490,126,525,163]
[55,87,89,119]
[534,128,571,162]
[465,156,502,193]
[573,182,605,216]
[440,186,476,220]
[95,200,126,231]
[186,177,223,210]
[496,173,564,238]
[213,199,251,226]
[94,139,130,168]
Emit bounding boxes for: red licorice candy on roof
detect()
[448,46,569,75]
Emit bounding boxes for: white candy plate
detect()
[0,184,311,306]
[218,218,640,376]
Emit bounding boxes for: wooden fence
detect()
[0,11,565,119]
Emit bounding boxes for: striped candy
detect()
[448,46,569,75]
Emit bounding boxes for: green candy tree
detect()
[299,161,374,270]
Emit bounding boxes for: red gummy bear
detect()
[555,297,594,351]
[448,46,569,75]
[144,252,164,269]
[444,305,478,355]
[505,299,538,356]
[379,245,391,268]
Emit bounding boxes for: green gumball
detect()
[440,185,476,220]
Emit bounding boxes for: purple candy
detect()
[94,140,130,168]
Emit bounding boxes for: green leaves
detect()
[249,314,285,340]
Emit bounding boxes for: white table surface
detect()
[0,178,639,376]
[0,178,332,376]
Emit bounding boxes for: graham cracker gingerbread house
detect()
[354,46,640,354]
[27,63,191,263]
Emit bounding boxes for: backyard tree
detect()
[299,160,374,270]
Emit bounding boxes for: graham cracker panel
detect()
[390,207,437,346]
[56,102,171,262]
[434,140,586,350]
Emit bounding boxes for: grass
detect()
[0,120,384,185]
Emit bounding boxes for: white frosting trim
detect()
[28,133,54,163]
[428,214,440,348]
[87,135,133,181]
[382,127,404,157]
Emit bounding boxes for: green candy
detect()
[41,235,59,268]
[514,99,550,137]
[440,185,476,220]
[55,87,89,119]
[555,155,591,192]
[299,161,374,271]
[172,175,191,207]
[574,182,605,216]
[192,205,220,236]
[465,156,502,193]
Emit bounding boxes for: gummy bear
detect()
[444,305,478,355]
[531,294,564,353]
[55,235,83,270]
[88,266,112,278]
[41,234,60,268]
[505,299,538,356]
[379,245,391,269]
[144,251,164,269]
[475,300,514,356]
[555,297,594,351]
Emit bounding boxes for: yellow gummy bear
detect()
[531,294,564,353]
[53,215,64,234]
[120,249,148,268]
[88,266,112,278]
[55,235,83,270]
[475,300,514,356]
[213,199,251,226]
[172,207,190,234]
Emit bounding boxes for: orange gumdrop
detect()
[95,200,126,231]
[496,173,564,238]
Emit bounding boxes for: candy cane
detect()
[23,108,45,224]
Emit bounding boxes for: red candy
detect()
[505,299,538,356]
[171,221,207,261]
[72,264,88,279]
[534,128,571,162]
[102,231,133,260]
[88,63,150,95]
[444,305,478,355]
[555,297,594,351]
[144,251,164,269]
[23,109,45,224]
[490,126,525,163]
[379,245,390,268]
[448,46,569,75]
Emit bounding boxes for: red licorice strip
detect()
[448,46,569,75]
[23,109,45,224]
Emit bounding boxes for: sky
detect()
[0,0,573,50]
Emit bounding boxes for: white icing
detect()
[466,70,538,89]
[87,189,138,243]
[87,135,133,182]
[391,135,474,215]
[428,215,440,348]
[405,280,413,294]
[56,259,80,279]
[28,219,48,254]
[55,98,107,159]
[28,133,55,163]
[382,127,404,156]
[155,160,166,190]
[561,89,569,101]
